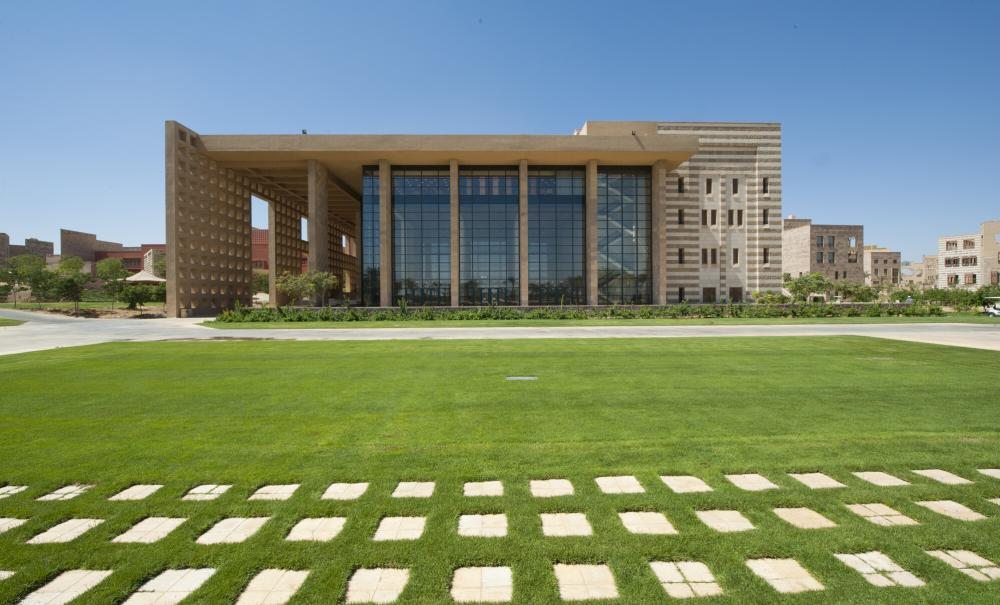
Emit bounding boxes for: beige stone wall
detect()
[782,219,863,282]
[864,248,901,286]
[166,121,254,317]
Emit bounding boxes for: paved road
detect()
[2,308,999,356]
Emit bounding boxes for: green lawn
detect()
[203,312,997,329]
[1,337,999,603]
[0,318,24,327]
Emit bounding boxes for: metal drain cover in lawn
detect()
[505,376,537,381]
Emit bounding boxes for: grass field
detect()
[0,301,164,310]
[0,318,24,327]
[1,337,999,603]
[203,313,997,329]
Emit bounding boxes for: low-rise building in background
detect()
[937,220,1000,289]
[781,217,864,282]
[863,245,901,286]
[901,255,938,289]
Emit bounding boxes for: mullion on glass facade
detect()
[597,167,651,304]
[361,166,380,306]
[392,167,450,305]
[528,167,584,304]
[459,167,519,305]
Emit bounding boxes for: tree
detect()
[56,256,90,314]
[784,272,833,302]
[96,258,129,310]
[122,284,153,311]
[305,271,339,306]
[252,272,269,294]
[833,281,879,303]
[153,256,167,278]
[3,255,45,307]
[275,271,314,305]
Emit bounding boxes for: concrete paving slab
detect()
[464,481,503,497]
[553,564,617,601]
[113,517,186,543]
[916,500,986,521]
[912,469,972,485]
[650,561,722,598]
[373,516,425,541]
[458,514,507,537]
[846,503,918,526]
[391,482,434,498]
[541,513,592,537]
[746,558,823,593]
[451,567,512,603]
[196,517,269,544]
[182,484,231,501]
[346,568,409,603]
[122,568,215,604]
[286,517,346,542]
[595,475,644,494]
[773,507,837,529]
[853,471,910,487]
[235,569,309,605]
[18,569,112,605]
[696,510,754,532]
[322,482,368,500]
[27,519,103,544]
[788,472,845,489]
[618,511,677,535]
[660,475,712,493]
[725,474,778,491]
[109,484,163,501]
[530,479,573,497]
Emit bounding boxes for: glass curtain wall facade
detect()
[360,166,380,306]
[459,167,519,305]
[597,167,651,304]
[392,167,451,305]
[528,168,585,304]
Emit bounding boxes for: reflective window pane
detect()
[459,167,519,305]
[598,167,651,304]
[361,166,380,306]
[392,167,451,306]
[528,167,584,305]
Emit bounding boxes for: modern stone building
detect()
[0,233,54,264]
[863,245,901,287]
[937,220,1000,289]
[781,218,863,282]
[52,229,164,275]
[901,255,938,289]
[164,120,782,317]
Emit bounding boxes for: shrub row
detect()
[216,302,945,323]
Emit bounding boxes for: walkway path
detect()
[1,308,999,356]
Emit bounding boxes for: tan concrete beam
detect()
[307,160,330,275]
[519,159,529,306]
[378,159,392,307]
[651,160,667,304]
[586,160,598,305]
[449,159,460,307]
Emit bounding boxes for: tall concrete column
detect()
[378,159,392,307]
[585,159,599,305]
[651,160,667,304]
[449,159,460,306]
[267,202,283,307]
[307,160,329,274]
[518,159,529,306]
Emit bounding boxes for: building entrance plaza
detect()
[165,120,782,317]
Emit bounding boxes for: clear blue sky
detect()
[2,0,997,261]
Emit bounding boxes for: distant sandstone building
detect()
[901,255,938,289]
[0,233,54,264]
[937,220,1000,289]
[164,120,783,316]
[781,218,863,282]
[863,245,901,286]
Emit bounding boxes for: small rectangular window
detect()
[762,177,769,194]
[678,287,686,301]
[301,217,308,241]
[816,236,824,247]
[728,209,734,226]
[816,251,823,264]
[701,248,708,265]
[737,209,743,226]
[710,210,717,225]
[827,236,835,247]
[762,247,770,265]
[732,248,739,265]
[677,177,685,193]
[828,251,836,263]
[701,210,708,226]
[732,178,739,195]
[711,248,718,265]
[705,178,713,194]
[678,248,685,264]
[762,209,770,225]
[678,208,685,225]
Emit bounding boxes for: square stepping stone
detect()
[978,468,1000,480]
[196,517,270,544]
[0,518,28,534]
[595,475,644,494]
[19,569,112,605]
[182,484,231,501]
[236,569,310,605]
[650,561,722,598]
[451,566,513,603]
[846,503,918,526]
[37,484,92,501]
[464,481,503,497]
[123,568,216,604]
[746,558,823,593]
[660,475,712,493]
[553,564,618,601]
[28,519,104,544]
[346,568,409,603]
[0,571,13,581]
[113,517,187,543]
[249,484,300,501]
[788,472,845,489]
[725,473,778,491]
[458,514,507,537]
[773,507,837,529]
[912,469,972,485]
[915,500,986,521]
[836,551,924,587]
[109,484,163,501]
[373,516,426,541]
[286,517,346,542]
[322,482,368,500]
[391,481,435,498]
[618,511,677,535]
[0,485,27,499]
[696,510,754,533]
[926,550,1000,582]
[853,471,909,487]
[530,479,573,497]
[541,513,592,537]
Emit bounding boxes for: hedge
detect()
[216,303,945,323]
